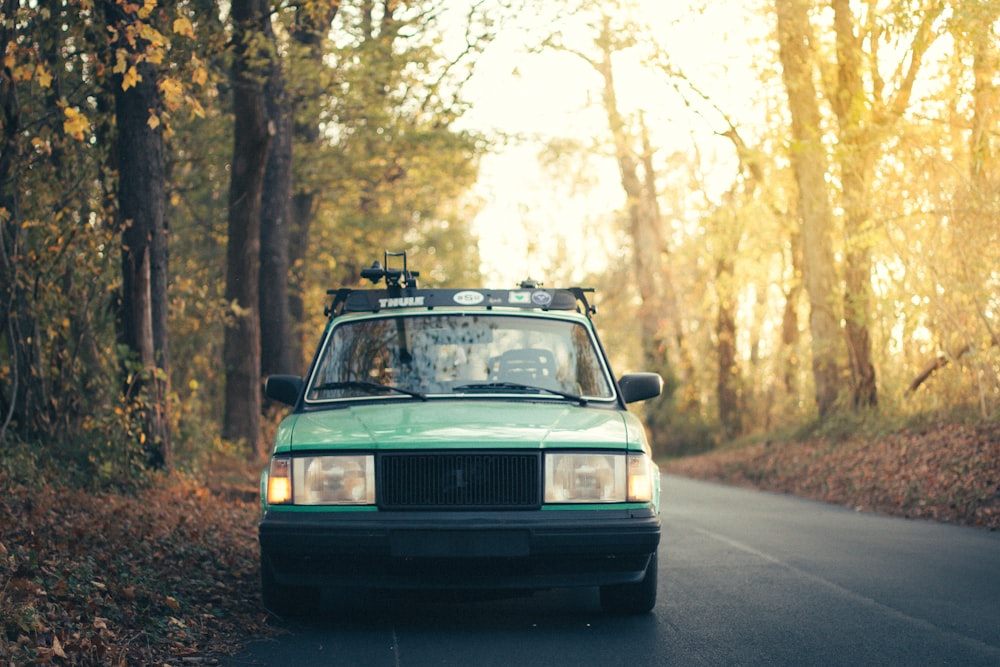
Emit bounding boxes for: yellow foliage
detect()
[12,62,33,82]
[62,107,89,141]
[30,136,50,155]
[36,65,52,89]
[191,65,208,87]
[113,49,128,74]
[122,65,142,91]
[187,97,205,119]
[173,16,195,40]
[159,77,184,110]
[137,22,166,48]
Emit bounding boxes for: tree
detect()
[907,1,1000,400]
[533,1,720,452]
[0,0,24,442]
[273,1,341,372]
[259,26,295,380]
[774,0,843,417]
[713,204,741,439]
[708,127,768,439]
[586,12,683,449]
[828,0,944,410]
[103,0,172,468]
[224,0,274,456]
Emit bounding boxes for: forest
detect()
[1,0,998,479]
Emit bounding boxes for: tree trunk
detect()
[715,252,739,438]
[968,5,999,188]
[259,49,294,378]
[774,0,843,417]
[285,2,341,368]
[831,0,877,409]
[105,2,171,468]
[224,0,273,457]
[640,119,697,411]
[781,227,803,395]
[596,19,664,375]
[0,3,23,440]
[288,191,315,361]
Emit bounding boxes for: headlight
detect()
[545,453,624,502]
[544,452,654,503]
[267,455,376,506]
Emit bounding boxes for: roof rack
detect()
[324,252,596,319]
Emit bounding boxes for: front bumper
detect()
[259,507,660,591]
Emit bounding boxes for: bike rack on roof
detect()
[359,250,419,291]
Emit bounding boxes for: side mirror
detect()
[264,375,303,407]
[618,372,663,404]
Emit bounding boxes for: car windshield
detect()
[306,313,614,402]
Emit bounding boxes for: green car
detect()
[259,255,663,615]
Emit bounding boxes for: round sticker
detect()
[531,291,553,305]
[453,290,485,305]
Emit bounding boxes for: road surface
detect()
[227,475,1000,666]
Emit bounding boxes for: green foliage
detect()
[296,1,488,292]
[1,386,159,493]
[165,106,232,451]
[1,5,121,463]
[644,395,716,460]
[0,0,222,480]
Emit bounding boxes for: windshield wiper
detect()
[451,382,587,406]
[311,380,427,401]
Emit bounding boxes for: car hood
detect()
[273,400,645,453]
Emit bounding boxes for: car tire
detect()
[260,555,320,617]
[599,551,658,615]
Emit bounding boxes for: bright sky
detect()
[453,0,770,286]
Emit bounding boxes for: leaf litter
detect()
[666,421,1000,529]
[0,474,271,665]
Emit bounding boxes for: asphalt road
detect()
[227,475,1000,666]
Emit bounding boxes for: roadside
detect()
[0,471,270,665]
[663,420,1000,530]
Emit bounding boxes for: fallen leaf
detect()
[53,635,67,659]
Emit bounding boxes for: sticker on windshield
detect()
[453,290,485,305]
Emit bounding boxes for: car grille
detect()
[378,452,541,510]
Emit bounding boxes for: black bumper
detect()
[259,508,660,591]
